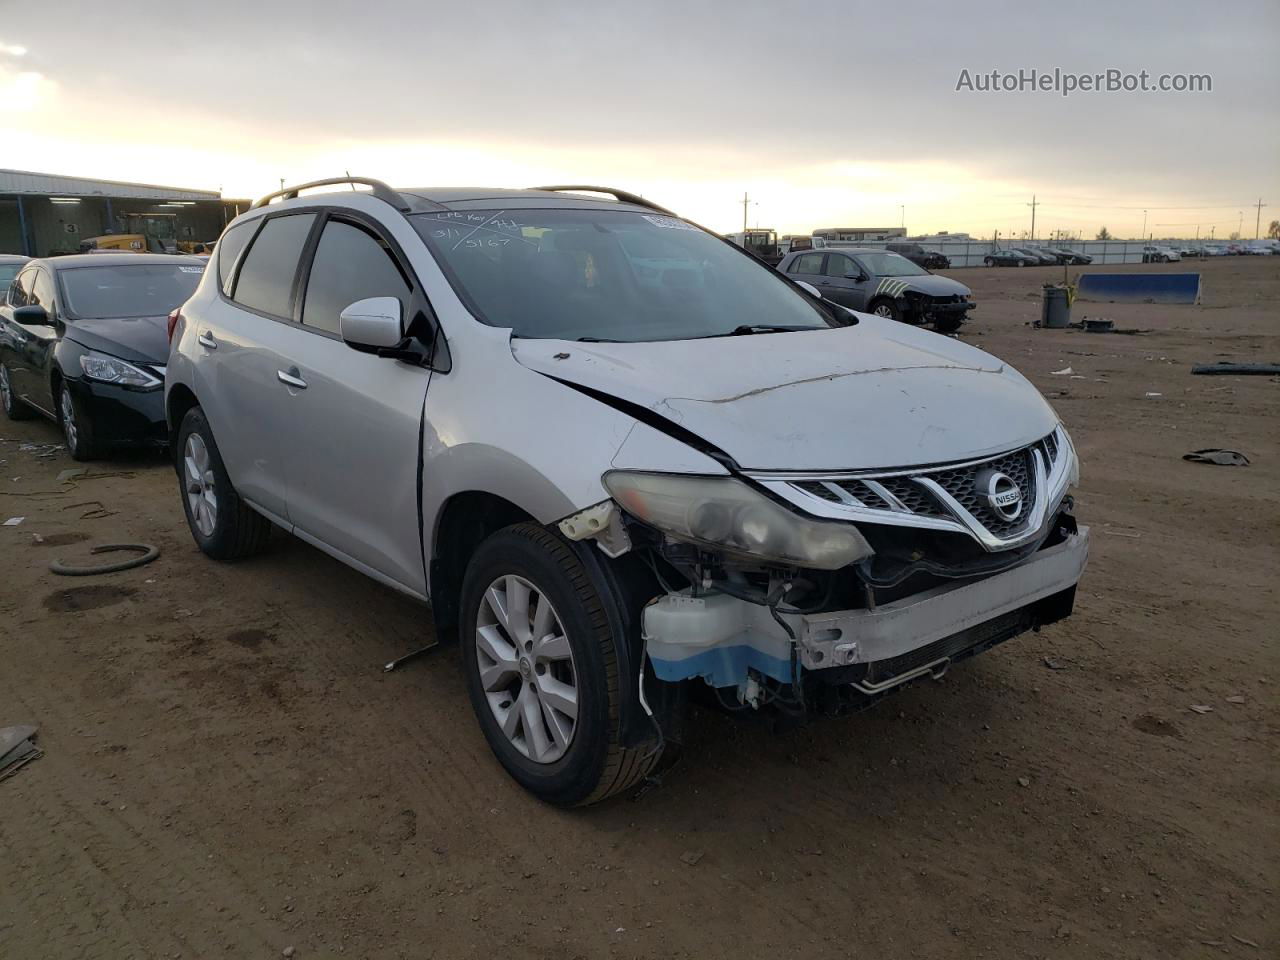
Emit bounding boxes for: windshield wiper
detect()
[716,324,820,337]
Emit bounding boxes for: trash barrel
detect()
[1041,284,1070,328]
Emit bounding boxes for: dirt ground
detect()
[2,255,1276,960]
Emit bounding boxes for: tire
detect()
[460,522,658,806]
[176,405,271,561]
[984,258,995,267]
[0,362,34,420]
[58,380,99,461]
[869,298,902,321]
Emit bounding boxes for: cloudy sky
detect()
[2,0,1275,238]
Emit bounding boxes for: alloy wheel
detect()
[475,574,578,764]
[60,386,78,452]
[183,432,219,537]
[873,304,894,318]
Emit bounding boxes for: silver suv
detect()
[167,178,1089,805]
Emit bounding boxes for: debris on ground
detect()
[1042,657,1068,671]
[1191,363,1280,376]
[680,851,705,866]
[3,516,25,526]
[1189,704,1213,714]
[1182,449,1250,466]
[1050,366,1074,375]
[1225,695,1246,704]
[55,468,88,484]
[1144,392,1163,397]
[1230,934,1260,948]
[50,543,161,577]
[1017,777,1031,788]
[0,725,42,782]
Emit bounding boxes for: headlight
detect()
[79,352,162,388]
[1060,426,1080,487]
[602,471,873,570]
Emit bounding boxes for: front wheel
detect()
[460,523,658,806]
[176,406,272,561]
[983,258,995,267]
[869,298,902,321]
[0,363,34,421]
[59,381,99,461]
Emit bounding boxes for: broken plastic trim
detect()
[558,500,632,558]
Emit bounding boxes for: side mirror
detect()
[340,297,402,349]
[846,273,869,282]
[12,304,49,325]
[795,280,822,298]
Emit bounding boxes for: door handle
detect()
[197,331,217,349]
[277,368,308,390]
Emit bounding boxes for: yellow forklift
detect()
[80,213,181,254]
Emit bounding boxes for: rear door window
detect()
[31,270,56,313]
[301,219,411,336]
[231,214,316,318]
[215,220,255,294]
[791,252,824,275]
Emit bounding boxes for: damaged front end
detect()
[559,426,1089,717]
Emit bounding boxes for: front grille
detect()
[933,447,1036,538]
[875,476,948,517]
[757,429,1064,551]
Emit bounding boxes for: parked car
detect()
[0,253,204,459]
[166,178,1087,806]
[777,248,974,332]
[0,254,30,288]
[884,242,950,270]
[1245,242,1277,255]
[1015,247,1057,265]
[1142,245,1181,263]
[1022,245,1069,265]
[1041,246,1092,265]
[983,249,1038,267]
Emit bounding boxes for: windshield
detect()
[856,252,929,277]
[58,262,204,319]
[412,209,835,342]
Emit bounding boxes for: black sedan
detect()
[983,249,1038,267]
[0,253,205,460]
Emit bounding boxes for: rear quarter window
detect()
[215,220,255,294]
[231,214,316,318]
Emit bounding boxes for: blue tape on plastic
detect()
[649,645,793,687]
[1075,273,1201,304]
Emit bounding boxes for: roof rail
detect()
[532,185,675,216]
[251,176,411,211]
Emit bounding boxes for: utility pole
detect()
[1027,195,1039,241]
[1255,198,1267,239]
[899,204,905,229]
[741,192,751,234]
[1141,209,1147,240]
[1238,211,1243,237]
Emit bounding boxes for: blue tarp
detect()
[1075,272,1201,304]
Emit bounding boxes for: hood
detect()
[880,274,970,297]
[513,316,1057,471]
[64,315,169,365]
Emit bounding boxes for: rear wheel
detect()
[59,381,99,461]
[460,523,658,806]
[176,406,272,561]
[0,363,34,421]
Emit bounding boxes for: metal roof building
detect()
[0,169,246,257]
